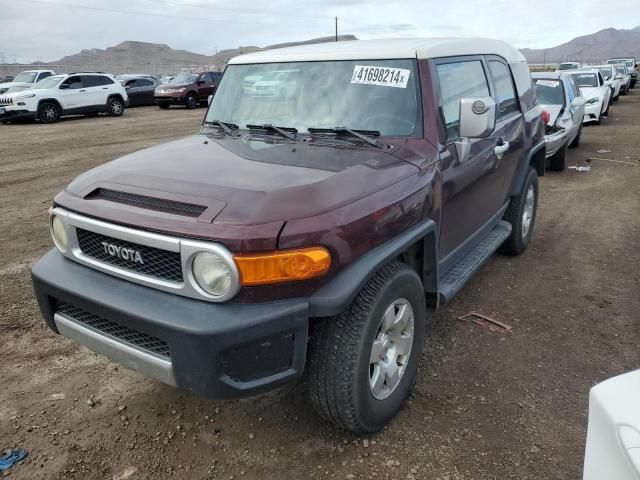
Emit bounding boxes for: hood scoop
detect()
[87,188,207,218]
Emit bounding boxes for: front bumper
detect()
[32,249,309,399]
[0,106,36,122]
[544,128,568,158]
[154,94,185,105]
[583,102,602,123]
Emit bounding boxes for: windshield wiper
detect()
[204,120,238,135]
[308,127,382,149]
[247,124,297,141]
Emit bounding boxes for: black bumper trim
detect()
[32,249,309,399]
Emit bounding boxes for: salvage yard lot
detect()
[1,99,639,480]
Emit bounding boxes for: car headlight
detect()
[49,215,69,252]
[586,97,599,105]
[191,251,238,300]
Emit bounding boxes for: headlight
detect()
[49,215,68,252]
[586,97,599,105]
[16,93,36,100]
[191,251,237,299]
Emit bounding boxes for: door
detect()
[136,78,157,105]
[435,57,510,260]
[82,75,113,108]
[196,73,216,100]
[58,75,85,110]
[485,57,525,207]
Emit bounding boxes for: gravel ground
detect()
[0,96,639,480]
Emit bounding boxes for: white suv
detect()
[0,72,128,124]
[0,70,56,94]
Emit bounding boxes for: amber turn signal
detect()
[234,247,331,286]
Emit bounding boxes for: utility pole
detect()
[335,17,338,42]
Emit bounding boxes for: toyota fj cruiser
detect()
[32,38,545,433]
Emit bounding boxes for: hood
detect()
[0,81,31,91]
[579,86,603,101]
[539,104,563,126]
[157,82,191,89]
[62,133,419,228]
[6,87,49,98]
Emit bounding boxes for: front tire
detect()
[307,262,427,434]
[499,166,538,256]
[185,93,199,109]
[107,97,124,117]
[38,102,60,124]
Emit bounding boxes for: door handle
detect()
[102,87,108,90]
[494,140,510,159]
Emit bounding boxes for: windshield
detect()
[558,63,578,71]
[207,60,421,137]
[13,71,38,83]
[571,73,597,88]
[616,66,627,74]
[171,73,198,84]
[34,75,64,89]
[534,79,565,105]
[597,67,613,80]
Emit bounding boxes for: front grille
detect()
[88,188,207,217]
[57,301,171,358]
[76,228,183,282]
[0,96,14,106]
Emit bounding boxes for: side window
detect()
[61,76,83,89]
[137,79,154,87]
[569,76,580,97]
[84,75,114,87]
[436,60,490,140]
[200,73,212,83]
[565,78,575,102]
[125,79,138,88]
[38,72,52,82]
[488,60,518,117]
[211,73,222,83]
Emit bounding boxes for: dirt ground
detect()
[1,96,639,480]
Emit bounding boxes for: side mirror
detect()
[459,97,496,138]
[59,84,70,90]
[207,95,213,106]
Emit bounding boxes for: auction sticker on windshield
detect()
[535,80,560,88]
[351,65,411,88]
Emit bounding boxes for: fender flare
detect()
[509,140,546,196]
[308,218,438,317]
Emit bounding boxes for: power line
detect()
[7,0,333,27]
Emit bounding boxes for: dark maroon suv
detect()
[154,71,221,109]
[32,38,546,434]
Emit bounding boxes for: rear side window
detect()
[137,78,154,87]
[436,60,490,139]
[83,75,114,87]
[488,61,518,117]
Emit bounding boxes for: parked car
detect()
[570,70,611,124]
[0,69,55,94]
[593,64,622,101]
[154,71,221,109]
[250,69,299,98]
[607,57,637,88]
[583,369,640,479]
[612,64,632,95]
[31,38,546,434]
[556,62,581,72]
[532,73,585,171]
[1,75,14,82]
[117,75,161,107]
[0,72,128,124]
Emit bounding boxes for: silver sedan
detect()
[532,72,586,171]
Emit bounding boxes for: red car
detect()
[154,71,221,109]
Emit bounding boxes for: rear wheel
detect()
[499,167,538,256]
[569,124,582,148]
[185,93,199,109]
[548,143,568,171]
[107,97,124,116]
[307,262,427,434]
[38,102,60,124]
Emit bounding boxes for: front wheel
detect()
[38,102,60,123]
[499,166,538,256]
[185,93,199,109]
[307,262,427,434]
[107,97,124,116]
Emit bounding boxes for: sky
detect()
[0,0,639,63]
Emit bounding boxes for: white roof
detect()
[229,38,526,65]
